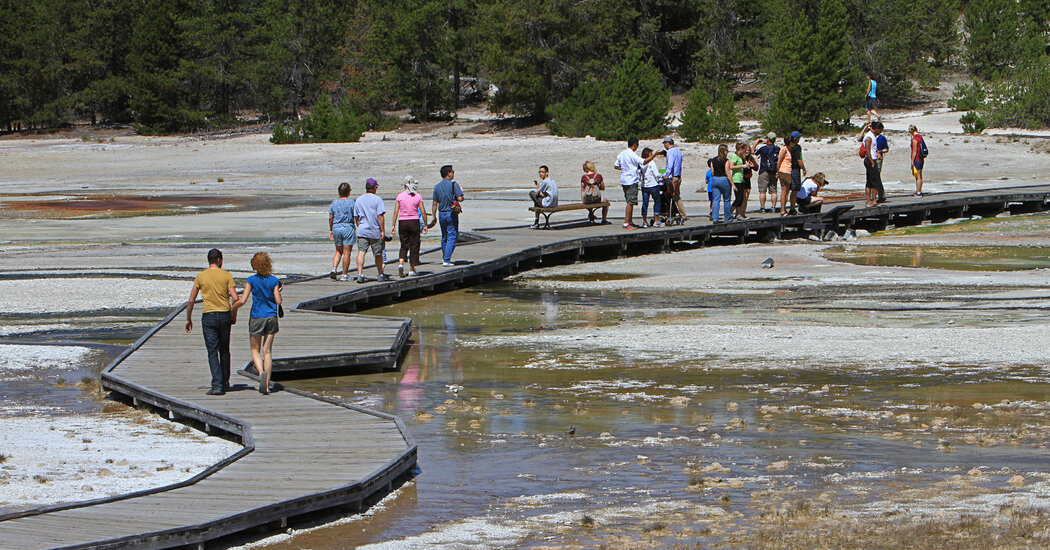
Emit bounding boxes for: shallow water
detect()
[824,244,1050,271]
[266,281,1050,548]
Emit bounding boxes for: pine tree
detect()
[596,48,671,140]
[126,1,199,132]
[763,0,815,134]
[966,0,1025,79]
[678,81,739,142]
[812,0,860,130]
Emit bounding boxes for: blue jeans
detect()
[710,176,732,222]
[438,211,459,262]
[641,186,661,219]
[201,311,231,390]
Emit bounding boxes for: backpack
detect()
[761,145,780,171]
[919,136,929,158]
[859,142,867,158]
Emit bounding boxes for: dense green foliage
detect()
[1,0,1048,135]
[548,50,671,140]
[269,92,365,143]
[678,83,739,142]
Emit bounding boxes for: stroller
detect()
[659,175,684,226]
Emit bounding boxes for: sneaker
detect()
[408,271,418,276]
[338,274,350,282]
[788,209,798,216]
[206,388,225,396]
[622,224,636,230]
[329,269,338,280]
[641,221,649,228]
[399,265,405,278]
[378,273,392,281]
[442,261,454,267]
[653,221,665,227]
[356,276,367,284]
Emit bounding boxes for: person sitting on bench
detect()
[796,172,828,214]
[530,165,559,228]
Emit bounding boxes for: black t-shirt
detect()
[709,156,727,178]
[789,144,802,171]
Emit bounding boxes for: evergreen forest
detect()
[1,0,1047,139]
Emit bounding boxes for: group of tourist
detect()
[186,166,466,396]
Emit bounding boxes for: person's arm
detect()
[233,282,252,309]
[580,178,586,202]
[724,158,733,178]
[865,80,871,96]
[227,282,240,324]
[857,125,869,142]
[419,201,429,234]
[428,200,438,228]
[377,212,386,239]
[911,136,918,160]
[798,157,806,175]
[642,150,658,165]
[391,201,400,236]
[328,212,335,240]
[864,136,874,163]
[776,148,787,169]
[598,175,605,191]
[184,285,199,333]
[274,281,282,306]
[729,156,746,170]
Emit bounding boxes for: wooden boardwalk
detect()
[1,183,1049,549]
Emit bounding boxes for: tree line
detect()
[0,0,1046,138]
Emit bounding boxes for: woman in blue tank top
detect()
[233,252,282,394]
[865,73,880,124]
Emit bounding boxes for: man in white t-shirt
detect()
[614,138,660,230]
[529,165,559,228]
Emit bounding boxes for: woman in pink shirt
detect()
[392,176,430,277]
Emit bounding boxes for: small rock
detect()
[725,402,739,411]
[81,485,94,492]
[807,234,822,242]
[468,420,481,429]
[669,396,690,408]
[636,455,650,463]
[97,468,114,477]
[696,426,709,433]
[967,467,983,476]
[854,229,871,237]
[710,433,721,441]
[727,418,747,430]
[767,460,789,471]
[415,411,435,423]
[821,385,830,392]
[726,479,745,489]
[1008,475,1025,487]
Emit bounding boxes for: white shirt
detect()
[798,178,818,200]
[642,163,661,189]
[537,177,558,208]
[864,131,878,160]
[615,148,644,186]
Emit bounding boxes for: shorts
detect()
[796,195,812,207]
[865,97,876,110]
[669,176,682,201]
[913,160,924,171]
[736,178,751,191]
[621,184,639,205]
[357,236,384,255]
[332,224,355,247]
[757,172,777,194]
[790,169,801,191]
[583,193,603,204]
[777,171,792,187]
[249,316,279,335]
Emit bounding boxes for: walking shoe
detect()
[399,265,405,278]
[329,269,338,280]
[442,261,454,267]
[653,221,665,227]
[622,224,636,230]
[356,276,367,284]
[206,388,225,396]
[408,271,418,276]
[641,221,649,228]
[378,273,392,281]
[338,274,350,281]
[788,209,798,216]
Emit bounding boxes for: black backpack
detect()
[762,144,780,171]
[919,137,929,158]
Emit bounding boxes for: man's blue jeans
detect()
[439,211,459,263]
[201,311,231,390]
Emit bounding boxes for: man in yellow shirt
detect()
[185,249,240,395]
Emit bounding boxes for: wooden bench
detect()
[529,201,610,229]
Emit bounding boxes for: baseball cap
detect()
[790,131,802,139]
[365,177,378,188]
[766,132,776,140]
[662,136,674,143]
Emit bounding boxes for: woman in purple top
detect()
[232,252,282,394]
[392,176,430,277]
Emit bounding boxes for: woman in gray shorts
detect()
[233,252,282,394]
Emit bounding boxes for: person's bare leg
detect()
[624,204,634,226]
[356,249,366,277]
[250,334,264,387]
[916,169,924,195]
[602,205,609,223]
[332,249,341,271]
[374,254,384,277]
[261,333,275,393]
[341,246,351,275]
[779,185,790,214]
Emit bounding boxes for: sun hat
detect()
[365,177,378,189]
[766,132,776,140]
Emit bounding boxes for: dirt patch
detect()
[0,194,251,219]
